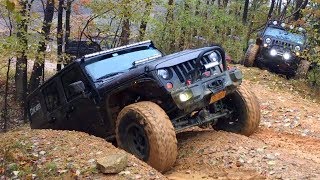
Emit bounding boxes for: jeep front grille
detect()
[172,57,213,83]
[272,40,294,50]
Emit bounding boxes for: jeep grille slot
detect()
[172,57,212,83]
[272,40,294,49]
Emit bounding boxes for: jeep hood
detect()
[147,47,213,70]
[264,28,305,45]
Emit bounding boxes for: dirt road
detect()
[166,66,320,179]
[1,66,319,179]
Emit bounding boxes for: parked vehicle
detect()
[27,40,261,172]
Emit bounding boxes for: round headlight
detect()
[179,91,193,102]
[157,69,170,80]
[273,21,278,25]
[208,52,219,62]
[270,49,277,56]
[281,23,286,28]
[295,46,301,51]
[283,52,290,60]
[265,38,271,44]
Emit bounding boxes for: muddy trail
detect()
[166,66,320,179]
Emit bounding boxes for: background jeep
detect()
[27,40,261,172]
[243,20,310,78]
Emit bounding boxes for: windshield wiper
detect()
[96,72,124,82]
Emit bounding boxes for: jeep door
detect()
[60,64,104,135]
[28,90,46,129]
[42,79,66,129]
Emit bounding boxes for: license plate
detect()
[210,91,226,104]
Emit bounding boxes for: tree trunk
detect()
[223,0,229,8]
[120,19,130,46]
[179,1,190,50]
[120,0,131,46]
[242,0,250,24]
[57,0,64,71]
[218,0,221,8]
[15,0,28,122]
[294,0,303,20]
[194,0,200,37]
[268,0,276,19]
[64,0,72,65]
[29,0,55,92]
[294,0,308,20]
[280,0,291,20]
[277,0,282,16]
[2,58,11,131]
[166,0,175,51]
[138,0,152,41]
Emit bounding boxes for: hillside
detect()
[1,66,320,179]
[0,128,164,179]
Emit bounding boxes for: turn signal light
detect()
[202,71,211,77]
[186,79,192,86]
[166,82,173,89]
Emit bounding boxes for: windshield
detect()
[85,47,161,81]
[264,27,305,45]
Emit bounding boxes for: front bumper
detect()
[171,68,242,112]
[257,48,300,75]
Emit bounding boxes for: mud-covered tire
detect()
[116,101,177,172]
[213,85,261,136]
[243,44,259,67]
[295,59,311,79]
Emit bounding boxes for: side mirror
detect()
[68,81,85,95]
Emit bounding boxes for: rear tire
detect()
[213,85,261,136]
[116,101,177,172]
[243,44,259,67]
[295,59,311,79]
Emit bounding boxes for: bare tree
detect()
[179,1,190,50]
[267,0,276,20]
[165,0,175,51]
[138,0,152,41]
[120,0,131,46]
[29,0,55,92]
[1,2,14,131]
[242,0,250,24]
[15,0,32,122]
[57,0,64,71]
[294,0,308,20]
[64,0,72,65]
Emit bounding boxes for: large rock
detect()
[96,153,128,174]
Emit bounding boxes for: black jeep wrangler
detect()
[244,20,310,78]
[27,40,260,172]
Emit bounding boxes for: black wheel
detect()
[116,101,177,172]
[123,121,150,160]
[243,44,259,67]
[295,59,311,79]
[213,85,261,136]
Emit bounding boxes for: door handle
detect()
[67,106,75,113]
[49,117,56,123]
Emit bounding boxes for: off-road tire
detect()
[116,101,177,172]
[213,85,261,136]
[295,59,311,79]
[243,44,259,67]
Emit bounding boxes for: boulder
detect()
[96,153,128,174]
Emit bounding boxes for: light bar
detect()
[133,54,162,65]
[84,40,152,58]
[204,61,219,69]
